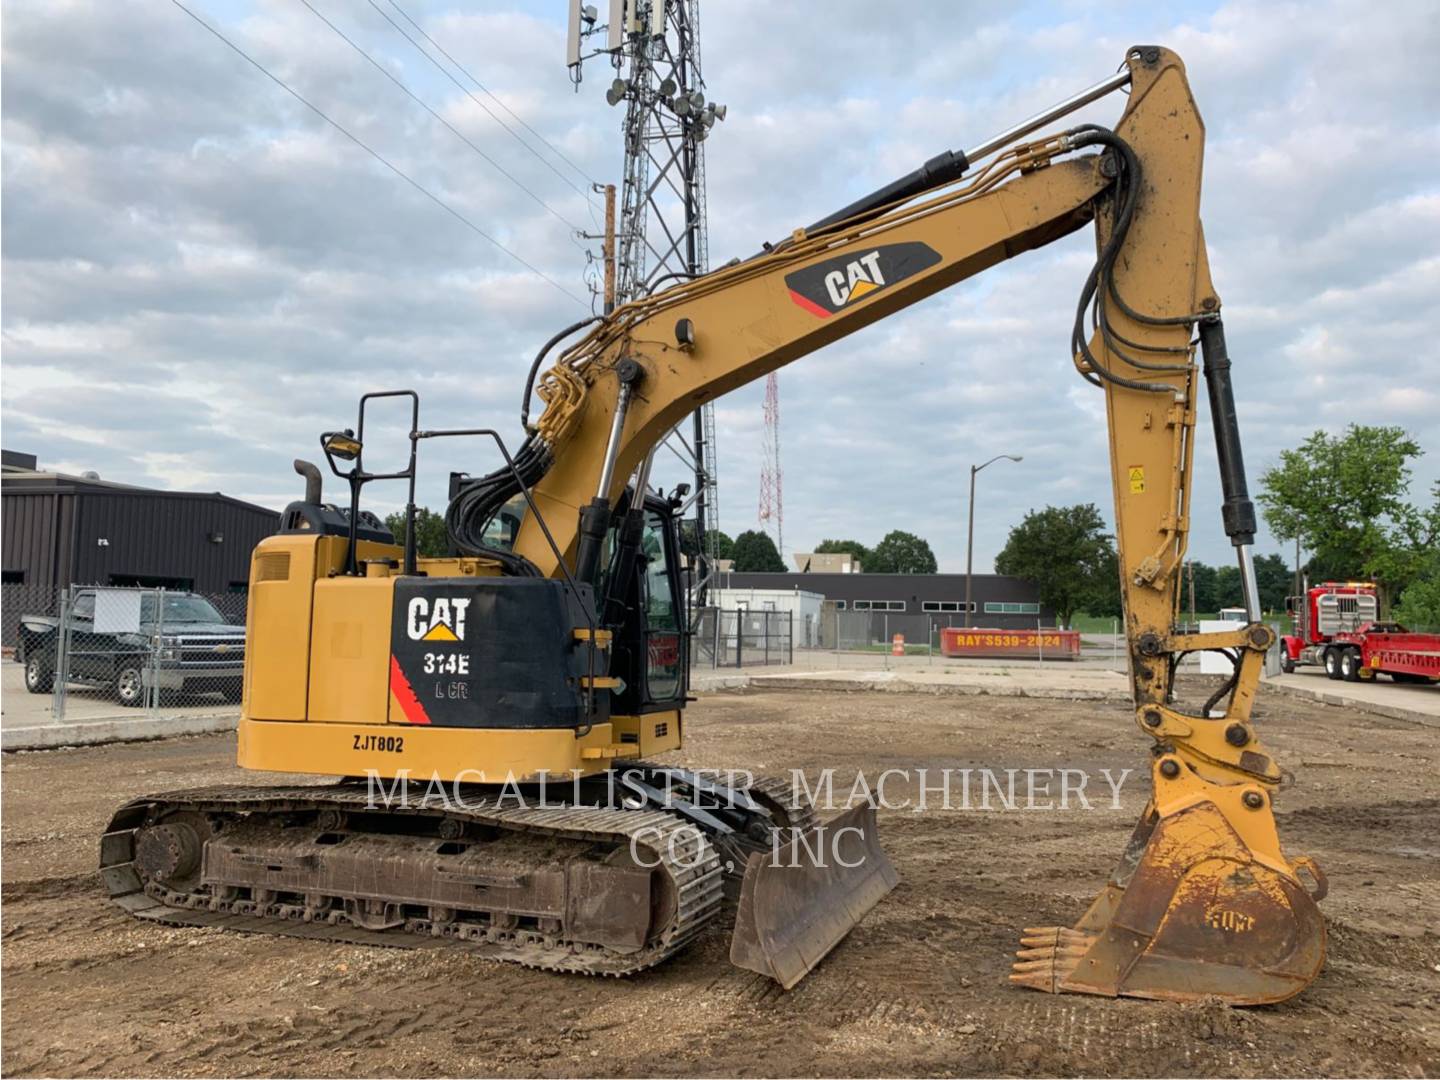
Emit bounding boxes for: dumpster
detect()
[938,627,1081,660]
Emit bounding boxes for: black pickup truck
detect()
[17,589,246,706]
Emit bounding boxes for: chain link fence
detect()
[822,609,965,654]
[690,607,793,668]
[6,584,246,724]
[792,608,1135,669]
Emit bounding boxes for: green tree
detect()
[814,538,871,567]
[1083,547,1123,618]
[731,530,786,572]
[704,529,735,561]
[384,506,448,557]
[1394,569,1440,632]
[995,504,1113,627]
[1252,553,1293,613]
[1214,565,1244,610]
[1259,425,1432,603]
[1180,556,1289,615]
[1366,479,1440,598]
[867,530,938,574]
[1185,561,1218,614]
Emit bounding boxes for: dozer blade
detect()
[1011,790,1328,1005]
[730,802,897,989]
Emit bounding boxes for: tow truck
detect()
[1281,581,1440,684]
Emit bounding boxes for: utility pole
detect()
[1188,559,1196,628]
[964,454,1023,627]
[965,471,977,627]
[601,182,616,313]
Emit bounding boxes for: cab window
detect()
[481,494,528,551]
[640,510,682,701]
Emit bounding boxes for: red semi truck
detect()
[1280,581,1440,685]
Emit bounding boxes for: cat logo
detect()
[824,251,887,307]
[406,596,471,642]
[785,241,942,319]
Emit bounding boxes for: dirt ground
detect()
[3,680,1437,1078]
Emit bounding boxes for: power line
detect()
[169,0,587,308]
[380,0,600,198]
[296,0,585,237]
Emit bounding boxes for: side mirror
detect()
[323,429,362,462]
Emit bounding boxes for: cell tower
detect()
[567,0,724,580]
[758,373,783,558]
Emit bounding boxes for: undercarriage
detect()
[101,769,892,983]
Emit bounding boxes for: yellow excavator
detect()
[103,46,1326,1003]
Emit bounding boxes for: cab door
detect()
[637,505,685,706]
[607,496,687,714]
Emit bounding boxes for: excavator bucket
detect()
[730,803,897,989]
[1011,784,1328,1005]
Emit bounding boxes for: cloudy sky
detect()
[3,0,1437,573]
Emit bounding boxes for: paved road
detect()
[1266,664,1438,721]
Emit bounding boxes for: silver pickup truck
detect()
[17,589,246,706]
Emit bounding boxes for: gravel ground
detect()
[2,679,1437,1077]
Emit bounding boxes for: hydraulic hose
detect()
[520,316,600,434]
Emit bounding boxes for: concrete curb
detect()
[692,670,1130,702]
[690,673,751,693]
[697,669,1438,722]
[2,712,238,751]
[1259,679,1439,728]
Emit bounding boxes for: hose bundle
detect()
[1066,125,1197,394]
[444,435,552,576]
[444,318,603,576]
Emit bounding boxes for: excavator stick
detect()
[730,803,897,989]
[1012,758,1327,1004]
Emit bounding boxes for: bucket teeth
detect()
[1009,926,1095,993]
[1009,801,1327,1004]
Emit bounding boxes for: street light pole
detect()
[964,453,1023,627]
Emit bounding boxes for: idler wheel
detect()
[134,812,211,890]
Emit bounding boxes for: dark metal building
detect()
[2,465,279,594]
[717,570,1054,641]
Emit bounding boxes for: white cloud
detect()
[2,0,1436,573]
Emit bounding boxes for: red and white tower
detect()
[758,373,783,558]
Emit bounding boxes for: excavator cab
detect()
[600,489,688,717]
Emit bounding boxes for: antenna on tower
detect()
[758,373,783,559]
[566,0,725,595]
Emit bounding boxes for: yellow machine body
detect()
[237,533,680,782]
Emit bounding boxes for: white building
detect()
[710,586,825,649]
